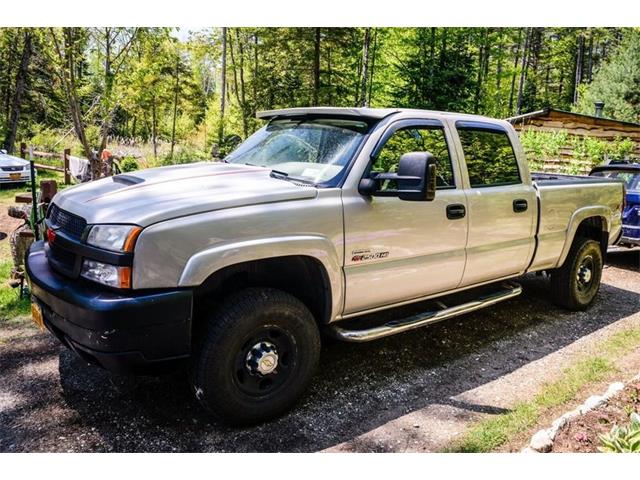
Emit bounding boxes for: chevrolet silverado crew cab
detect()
[26,108,624,424]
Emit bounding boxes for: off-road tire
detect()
[191,288,320,425]
[550,236,603,311]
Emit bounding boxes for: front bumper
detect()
[0,172,30,183]
[26,241,193,375]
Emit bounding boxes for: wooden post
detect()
[63,148,71,185]
[19,142,26,159]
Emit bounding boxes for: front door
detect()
[342,120,468,315]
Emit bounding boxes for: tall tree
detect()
[3,30,32,153]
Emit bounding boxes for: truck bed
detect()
[529,173,624,271]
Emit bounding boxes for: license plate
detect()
[31,302,45,331]
[9,173,21,180]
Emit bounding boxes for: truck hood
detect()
[53,162,318,226]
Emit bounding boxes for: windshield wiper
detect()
[269,169,315,186]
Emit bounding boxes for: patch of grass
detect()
[0,259,31,322]
[449,324,640,452]
[451,357,615,452]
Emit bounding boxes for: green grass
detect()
[449,325,640,452]
[0,259,31,322]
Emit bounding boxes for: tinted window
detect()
[591,169,640,190]
[373,127,455,189]
[458,129,521,187]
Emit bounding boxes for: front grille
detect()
[48,204,87,240]
[47,243,78,277]
[1,166,24,172]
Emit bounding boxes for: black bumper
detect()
[26,241,193,375]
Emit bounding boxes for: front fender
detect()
[556,206,611,268]
[178,235,344,321]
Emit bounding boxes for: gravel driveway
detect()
[1,250,638,452]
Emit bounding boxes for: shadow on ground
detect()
[1,253,639,452]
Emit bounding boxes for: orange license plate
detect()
[31,302,45,331]
[9,173,21,180]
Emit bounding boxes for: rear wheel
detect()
[550,236,603,311]
[191,288,320,425]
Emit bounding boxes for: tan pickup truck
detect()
[27,107,624,424]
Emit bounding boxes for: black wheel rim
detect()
[576,254,595,293]
[232,325,297,397]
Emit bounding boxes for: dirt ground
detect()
[552,380,640,452]
[0,248,638,452]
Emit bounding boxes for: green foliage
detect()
[0,27,637,169]
[119,156,139,172]
[0,260,30,321]
[160,144,208,166]
[599,412,640,453]
[575,30,640,123]
[520,129,568,171]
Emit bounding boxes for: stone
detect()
[521,447,538,453]
[548,417,568,440]
[605,382,625,398]
[530,429,553,453]
[580,395,605,414]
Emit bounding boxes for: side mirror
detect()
[359,152,437,201]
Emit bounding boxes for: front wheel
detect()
[550,236,603,311]
[191,288,320,425]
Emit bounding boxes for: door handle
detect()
[513,199,528,213]
[446,204,466,220]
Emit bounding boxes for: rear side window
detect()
[458,128,521,187]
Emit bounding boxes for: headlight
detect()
[81,260,132,288]
[86,224,142,252]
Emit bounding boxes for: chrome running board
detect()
[328,282,522,342]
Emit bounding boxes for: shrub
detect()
[119,156,139,173]
[160,145,208,166]
[29,125,62,152]
[599,412,640,453]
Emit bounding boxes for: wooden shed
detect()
[506,107,640,173]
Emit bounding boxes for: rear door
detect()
[454,121,537,286]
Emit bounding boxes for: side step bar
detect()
[328,282,523,342]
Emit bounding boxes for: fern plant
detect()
[598,412,640,453]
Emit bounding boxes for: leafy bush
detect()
[599,412,640,453]
[29,125,62,152]
[160,145,208,166]
[520,129,568,172]
[119,156,139,173]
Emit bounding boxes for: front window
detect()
[224,118,369,186]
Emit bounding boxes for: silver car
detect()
[0,150,31,184]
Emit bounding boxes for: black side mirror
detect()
[359,152,437,201]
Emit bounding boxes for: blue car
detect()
[590,161,640,248]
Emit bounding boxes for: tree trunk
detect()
[218,27,227,144]
[508,28,523,115]
[151,96,157,159]
[312,27,321,106]
[229,29,248,138]
[367,28,378,106]
[170,57,180,158]
[516,27,531,115]
[359,28,371,107]
[573,33,585,104]
[3,30,32,153]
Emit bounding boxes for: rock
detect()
[521,447,538,453]
[605,382,625,398]
[530,429,553,453]
[548,417,568,440]
[580,395,605,414]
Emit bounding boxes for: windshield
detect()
[591,169,640,190]
[224,118,369,186]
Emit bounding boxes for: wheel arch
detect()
[557,208,610,268]
[183,236,343,325]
